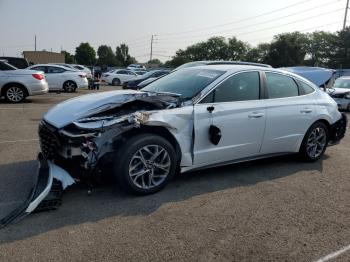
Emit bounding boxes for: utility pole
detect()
[343,0,349,30]
[34,35,37,51]
[150,35,154,62]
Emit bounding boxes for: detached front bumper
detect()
[329,113,348,146]
[0,154,74,228]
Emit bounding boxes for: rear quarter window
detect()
[297,80,315,95]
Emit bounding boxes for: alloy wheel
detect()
[6,86,24,102]
[64,82,75,92]
[306,127,327,159]
[128,145,171,189]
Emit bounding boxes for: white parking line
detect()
[315,244,350,262]
[0,138,38,144]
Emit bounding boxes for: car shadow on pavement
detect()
[0,154,326,244]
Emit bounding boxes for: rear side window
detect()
[265,72,299,99]
[32,66,47,72]
[48,66,65,73]
[297,80,315,94]
[211,71,260,103]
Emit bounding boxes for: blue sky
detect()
[0,0,347,62]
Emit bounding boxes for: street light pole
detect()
[343,0,349,30]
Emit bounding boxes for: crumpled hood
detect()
[44,90,180,128]
[44,90,143,128]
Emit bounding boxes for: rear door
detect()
[46,66,66,90]
[260,72,316,154]
[193,71,266,166]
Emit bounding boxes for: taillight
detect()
[32,73,44,80]
[79,74,86,78]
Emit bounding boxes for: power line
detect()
[157,0,339,41]
[157,0,316,37]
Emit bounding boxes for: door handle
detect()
[207,106,215,113]
[300,108,313,114]
[248,112,264,118]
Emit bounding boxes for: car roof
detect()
[184,64,274,72]
[31,64,73,70]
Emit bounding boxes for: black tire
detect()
[112,78,121,86]
[114,134,177,195]
[4,84,26,103]
[347,103,350,112]
[299,122,329,162]
[63,81,77,93]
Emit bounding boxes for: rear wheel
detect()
[114,134,177,195]
[63,81,77,92]
[112,78,121,86]
[5,85,26,103]
[299,122,328,162]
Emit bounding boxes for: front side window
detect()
[265,72,299,99]
[211,71,260,103]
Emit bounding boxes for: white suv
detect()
[27,64,88,92]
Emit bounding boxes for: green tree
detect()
[115,43,137,67]
[265,32,308,67]
[164,54,190,68]
[148,58,161,64]
[305,31,338,67]
[75,42,96,65]
[330,27,350,68]
[97,45,116,66]
[245,43,270,63]
[61,50,75,64]
[226,37,250,60]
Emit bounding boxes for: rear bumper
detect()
[329,113,347,146]
[0,154,74,228]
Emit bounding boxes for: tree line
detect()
[165,27,350,69]
[61,43,138,67]
[62,27,350,69]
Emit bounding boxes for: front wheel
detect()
[299,122,329,162]
[114,134,177,195]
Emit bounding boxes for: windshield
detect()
[333,78,350,89]
[139,71,157,78]
[143,68,224,99]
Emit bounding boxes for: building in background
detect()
[23,51,64,64]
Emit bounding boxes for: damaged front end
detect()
[1,91,187,227]
[0,154,74,228]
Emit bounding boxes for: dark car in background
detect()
[0,57,30,69]
[122,69,170,89]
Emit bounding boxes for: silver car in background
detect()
[27,64,88,92]
[327,76,350,111]
[0,60,48,103]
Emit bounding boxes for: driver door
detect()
[193,71,266,166]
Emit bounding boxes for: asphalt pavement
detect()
[0,86,349,261]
